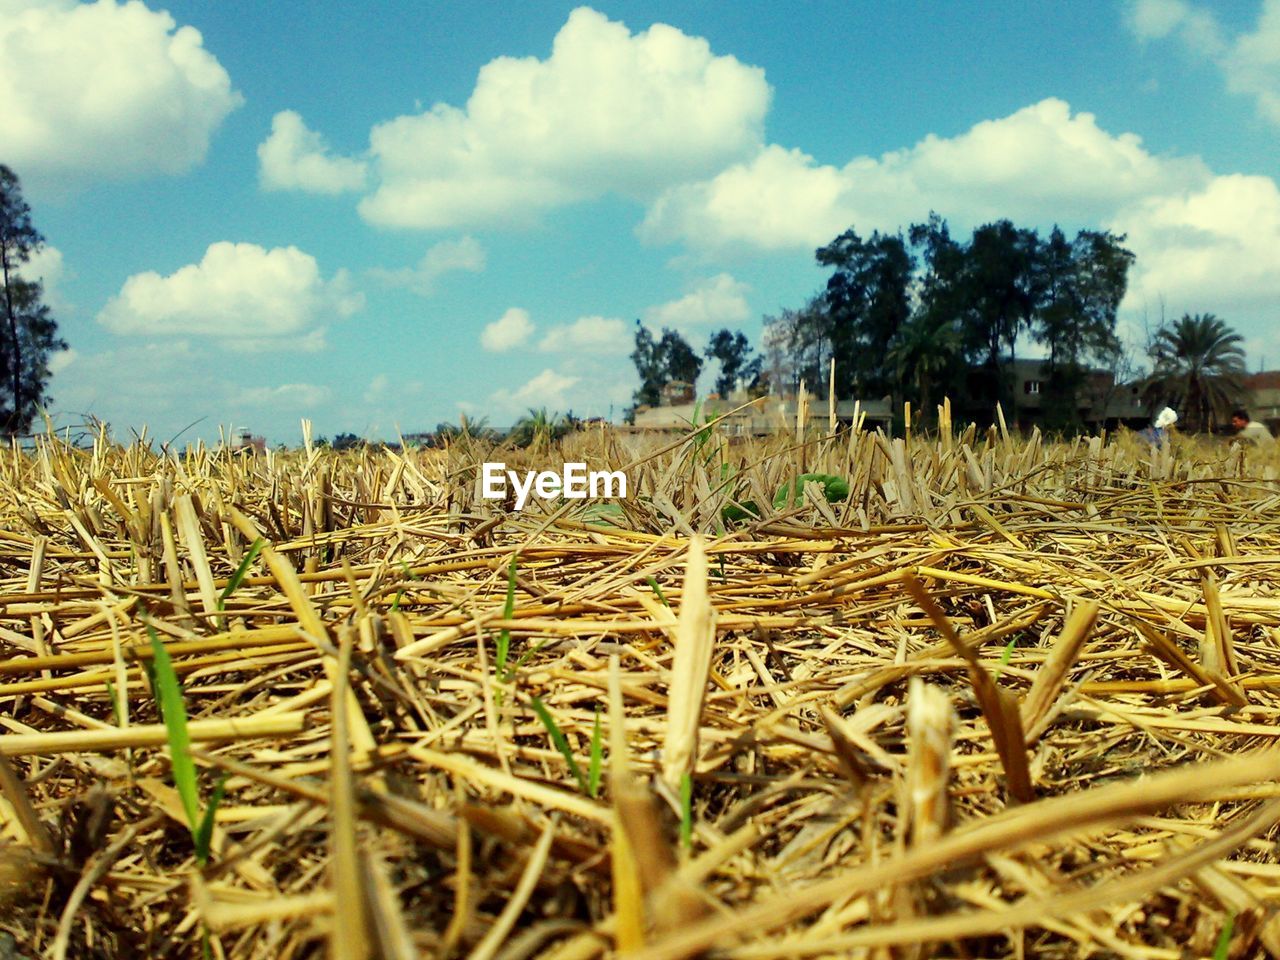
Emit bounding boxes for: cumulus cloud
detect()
[97,242,362,350]
[491,368,579,413]
[258,110,368,194]
[1111,174,1280,318]
[357,6,769,229]
[1127,0,1280,123]
[641,99,1207,252]
[0,0,241,191]
[538,315,630,353]
[368,236,485,296]
[643,274,750,329]
[480,307,535,352]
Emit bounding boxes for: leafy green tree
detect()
[630,322,665,409]
[956,220,1043,417]
[705,329,762,396]
[815,229,914,398]
[628,322,703,414]
[1032,227,1133,430]
[658,328,702,385]
[1143,314,1246,432]
[0,165,66,434]
[785,214,1135,428]
[886,314,963,420]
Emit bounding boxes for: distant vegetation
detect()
[628,212,1255,434]
[0,164,66,435]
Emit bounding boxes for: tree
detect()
[782,214,1135,429]
[1143,313,1246,432]
[761,296,828,396]
[0,165,66,434]
[630,322,665,409]
[331,432,364,451]
[659,328,702,385]
[705,328,762,396]
[508,407,568,449]
[1032,227,1134,430]
[886,313,963,420]
[816,229,914,398]
[628,322,703,414]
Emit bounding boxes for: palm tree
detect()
[1143,314,1246,432]
[886,315,963,422]
[508,408,565,450]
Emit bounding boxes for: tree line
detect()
[630,212,1258,433]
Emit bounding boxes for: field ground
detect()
[2,422,1280,958]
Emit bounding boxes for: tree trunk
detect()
[0,247,21,433]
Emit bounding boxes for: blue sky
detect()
[5,0,1280,443]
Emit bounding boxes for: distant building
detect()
[235,429,266,452]
[955,359,1150,432]
[660,380,695,405]
[1245,372,1280,432]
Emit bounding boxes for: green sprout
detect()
[530,696,588,795]
[218,537,264,611]
[148,626,226,866]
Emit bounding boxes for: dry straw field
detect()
[3,413,1280,959]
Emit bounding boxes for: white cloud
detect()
[368,236,485,296]
[97,242,362,350]
[1111,173,1280,318]
[1126,0,1225,53]
[48,339,219,429]
[45,340,345,444]
[258,110,368,194]
[491,368,579,413]
[237,383,330,408]
[1127,0,1280,123]
[641,99,1206,252]
[643,274,750,329]
[47,346,77,374]
[0,0,241,192]
[357,6,769,229]
[480,307,534,352]
[1227,0,1280,122]
[16,244,70,311]
[17,244,62,286]
[538,315,630,353]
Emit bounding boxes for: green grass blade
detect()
[587,710,604,799]
[994,636,1017,681]
[512,638,550,673]
[217,537,264,610]
[193,774,228,866]
[646,575,669,608]
[1213,912,1235,960]
[105,680,121,727]
[679,772,694,851]
[148,626,200,832]
[530,696,588,794]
